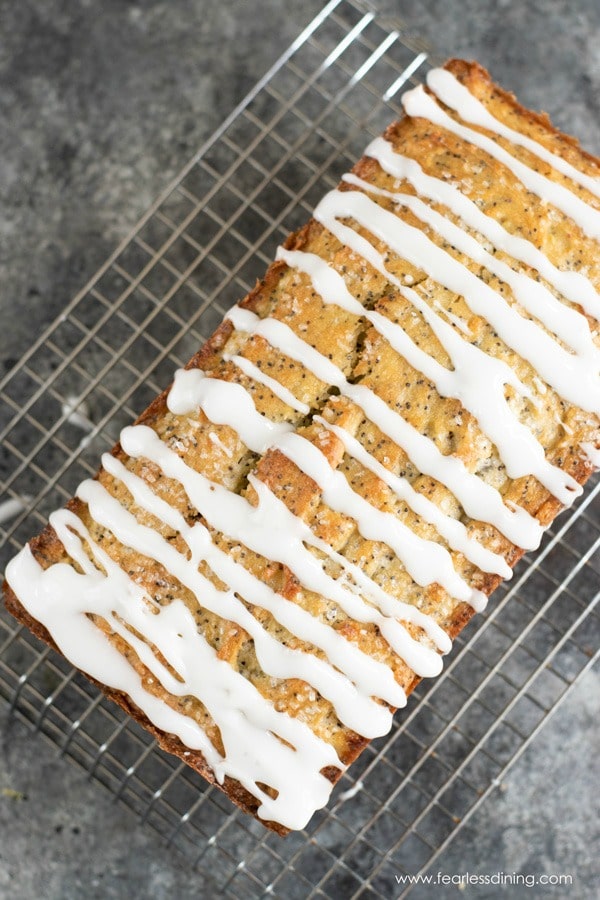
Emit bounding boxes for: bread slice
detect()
[4,60,600,833]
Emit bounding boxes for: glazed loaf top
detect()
[5,60,600,832]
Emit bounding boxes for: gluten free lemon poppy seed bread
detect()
[4,59,600,833]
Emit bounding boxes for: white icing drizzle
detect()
[427,68,600,201]
[168,367,293,454]
[433,299,472,335]
[226,305,543,554]
[102,453,442,687]
[580,441,600,467]
[91,457,400,735]
[364,136,600,322]
[402,83,600,241]
[277,247,512,573]
[121,424,442,675]
[171,352,476,602]
[6,513,341,831]
[279,242,579,506]
[345,170,600,362]
[208,432,233,457]
[208,431,233,459]
[313,415,511,578]
[173,367,470,603]
[272,430,471,601]
[224,352,311,415]
[314,188,598,420]
[167,372,453,652]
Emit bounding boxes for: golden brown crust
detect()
[4,59,600,833]
[445,59,600,172]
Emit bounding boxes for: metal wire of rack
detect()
[0,1,598,897]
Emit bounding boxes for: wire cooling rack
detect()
[1,1,599,896]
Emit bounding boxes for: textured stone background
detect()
[1,1,599,897]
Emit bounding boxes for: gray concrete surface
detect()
[1,1,599,898]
